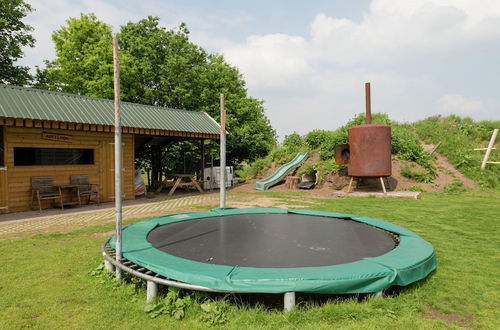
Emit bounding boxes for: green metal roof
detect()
[0,84,220,135]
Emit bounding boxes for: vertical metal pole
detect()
[113,35,123,280]
[219,93,226,208]
[481,129,498,170]
[365,82,371,124]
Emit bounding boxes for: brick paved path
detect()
[0,193,218,238]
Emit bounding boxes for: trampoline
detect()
[104,207,436,301]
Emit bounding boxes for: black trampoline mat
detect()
[147,213,397,268]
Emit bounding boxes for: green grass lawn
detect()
[1,192,499,329]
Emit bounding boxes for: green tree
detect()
[37,13,114,98]
[0,0,35,85]
[37,14,276,167]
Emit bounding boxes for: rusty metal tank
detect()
[347,124,392,177]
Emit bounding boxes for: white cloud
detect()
[221,0,500,137]
[223,34,312,87]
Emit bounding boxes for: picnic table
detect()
[156,174,204,196]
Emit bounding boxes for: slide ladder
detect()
[255,152,308,191]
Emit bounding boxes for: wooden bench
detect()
[31,177,63,212]
[70,175,100,206]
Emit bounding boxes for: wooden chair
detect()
[31,177,63,212]
[70,175,100,206]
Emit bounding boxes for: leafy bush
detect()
[282,132,305,151]
[235,156,272,180]
[235,145,299,180]
[305,130,332,149]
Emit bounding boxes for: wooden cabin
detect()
[0,84,220,213]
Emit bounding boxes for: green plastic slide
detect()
[255,152,308,190]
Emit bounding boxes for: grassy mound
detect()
[237,113,499,191]
[413,115,500,189]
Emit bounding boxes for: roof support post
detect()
[113,34,123,281]
[200,139,205,184]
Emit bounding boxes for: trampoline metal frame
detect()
[102,239,302,311]
[102,232,384,312]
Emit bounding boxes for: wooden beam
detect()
[83,124,90,131]
[25,119,33,127]
[90,124,97,131]
[43,121,51,128]
[68,123,75,130]
[60,122,67,129]
[15,118,24,127]
[481,129,499,170]
[97,124,103,132]
[5,118,14,126]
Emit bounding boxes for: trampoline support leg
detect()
[146,281,158,303]
[284,292,296,312]
[374,290,384,299]
[104,259,114,272]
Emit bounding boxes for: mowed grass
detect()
[0,192,499,329]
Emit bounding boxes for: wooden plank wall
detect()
[3,127,134,213]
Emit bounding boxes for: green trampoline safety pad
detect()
[110,208,436,294]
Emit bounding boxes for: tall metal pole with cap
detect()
[219,93,226,208]
[113,35,123,280]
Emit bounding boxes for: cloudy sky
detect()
[18,0,500,138]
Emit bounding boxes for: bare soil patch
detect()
[422,306,474,328]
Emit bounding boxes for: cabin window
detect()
[14,147,94,166]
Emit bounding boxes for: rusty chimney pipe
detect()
[365,82,371,124]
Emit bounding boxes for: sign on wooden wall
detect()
[41,132,72,143]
